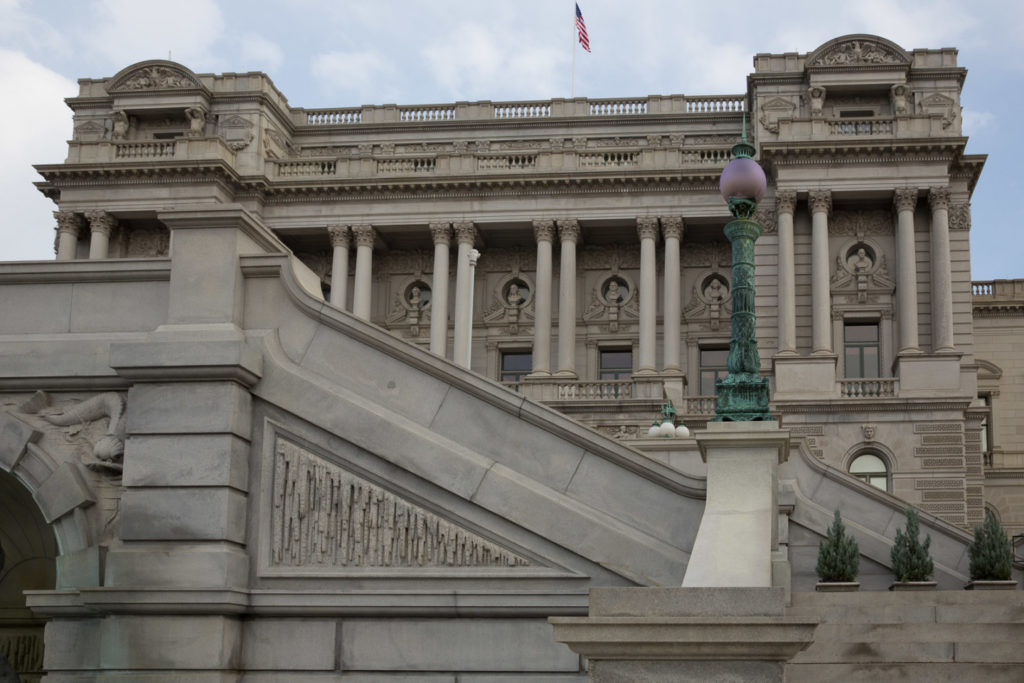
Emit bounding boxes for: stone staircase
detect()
[785,591,1024,681]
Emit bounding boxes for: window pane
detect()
[701,349,729,366]
[700,371,718,396]
[600,351,632,370]
[850,453,886,474]
[844,348,861,378]
[862,346,879,378]
[844,323,878,342]
[502,353,532,371]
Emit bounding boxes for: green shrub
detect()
[890,508,934,582]
[816,509,860,582]
[968,511,1013,581]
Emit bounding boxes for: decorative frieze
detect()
[809,38,908,67]
[914,446,963,456]
[914,479,963,489]
[948,203,971,230]
[831,210,890,236]
[788,425,825,436]
[922,457,965,468]
[270,439,531,568]
[921,434,963,445]
[914,423,963,433]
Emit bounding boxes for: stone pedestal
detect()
[551,587,817,682]
[683,422,789,588]
[772,355,838,399]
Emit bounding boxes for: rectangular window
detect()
[980,394,993,466]
[700,348,729,395]
[844,322,880,378]
[599,350,632,380]
[500,352,532,383]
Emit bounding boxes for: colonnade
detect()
[54,210,117,260]
[773,186,956,357]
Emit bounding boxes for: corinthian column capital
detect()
[557,219,580,244]
[428,221,452,246]
[928,186,951,211]
[453,221,477,245]
[54,211,84,236]
[327,225,350,248]
[893,187,918,213]
[85,210,117,236]
[636,216,659,241]
[351,224,376,248]
[775,190,797,215]
[808,190,832,216]
[660,215,683,241]
[532,218,555,243]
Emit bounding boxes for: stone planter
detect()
[889,581,938,591]
[815,581,860,592]
[965,580,1018,590]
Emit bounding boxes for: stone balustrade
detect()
[65,137,237,165]
[972,279,1024,301]
[113,141,177,159]
[775,114,957,141]
[839,378,897,398]
[556,380,635,400]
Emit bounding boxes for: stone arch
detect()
[807,34,911,68]
[106,60,205,93]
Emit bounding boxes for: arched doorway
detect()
[0,469,57,682]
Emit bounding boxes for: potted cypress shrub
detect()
[966,512,1017,589]
[816,509,860,591]
[890,508,936,590]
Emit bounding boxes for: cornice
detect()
[773,397,973,414]
[760,137,967,161]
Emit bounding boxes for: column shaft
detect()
[556,220,580,376]
[452,222,476,368]
[327,225,350,310]
[808,191,832,354]
[86,210,116,260]
[351,224,375,320]
[531,220,555,375]
[894,189,920,353]
[775,191,798,354]
[637,217,659,373]
[429,222,452,357]
[661,216,682,371]
[929,187,955,351]
[54,211,83,261]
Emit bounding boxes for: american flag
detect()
[575,4,591,53]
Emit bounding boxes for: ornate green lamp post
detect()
[714,120,772,421]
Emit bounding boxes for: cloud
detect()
[962,110,994,135]
[310,50,399,104]
[86,0,225,70]
[238,33,284,74]
[0,0,68,56]
[0,50,77,261]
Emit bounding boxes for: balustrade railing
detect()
[113,141,176,159]
[972,281,994,296]
[377,157,436,174]
[681,147,732,165]
[494,101,551,119]
[680,395,717,416]
[275,159,337,177]
[305,108,362,125]
[399,106,456,122]
[684,96,746,113]
[590,99,648,116]
[828,118,894,136]
[839,378,896,398]
[579,152,639,168]
[556,381,634,400]
[478,155,537,171]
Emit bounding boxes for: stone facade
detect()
[0,33,1021,680]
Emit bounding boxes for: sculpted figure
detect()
[605,280,623,303]
[849,248,873,273]
[704,278,726,302]
[111,110,129,139]
[185,107,206,137]
[808,87,826,118]
[507,283,524,306]
[891,84,908,117]
[408,285,424,308]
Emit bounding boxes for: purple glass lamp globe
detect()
[719,156,767,203]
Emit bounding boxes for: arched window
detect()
[849,452,889,492]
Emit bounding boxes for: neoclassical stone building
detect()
[2,34,1023,680]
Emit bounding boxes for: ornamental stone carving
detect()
[775,190,797,216]
[891,84,910,117]
[948,203,971,231]
[454,221,477,245]
[583,275,638,333]
[808,87,826,118]
[831,210,891,236]
[54,211,84,237]
[351,224,376,248]
[532,218,555,243]
[684,273,731,331]
[271,438,531,568]
[109,64,200,91]
[17,390,126,473]
[327,225,350,248]
[636,216,659,241]
[85,210,117,237]
[810,38,907,67]
[184,107,206,137]
[126,226,170,257]
[217,114,255,151]
[557,219,580,244]
[893,188,918,213]
[661,216,683,241]
[111,110,130,140]
[808,190,832,216]
[753,206,776,233]
[929,186,952,211]
[428,221,451,246]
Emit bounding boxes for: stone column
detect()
[452,221,477,368]
[775,191,798,355]
[893,188,920,353]
[429,222,452,357]
[808,191,832,354]
[661,216,683,372]
[636,217,659,374]
[327,225,350,310]
[929,186,955,351]
[86,210,117,260]
[530,219,555,376]
[351,224,375,320]
[54,211,84,261]
[556,219,580,376]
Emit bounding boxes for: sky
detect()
[0,0,1020,279]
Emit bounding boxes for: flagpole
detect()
[571,2,576,98]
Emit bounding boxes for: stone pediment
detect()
[270,437,535,569]
[808,35,910,67]
[106,61,203,93]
